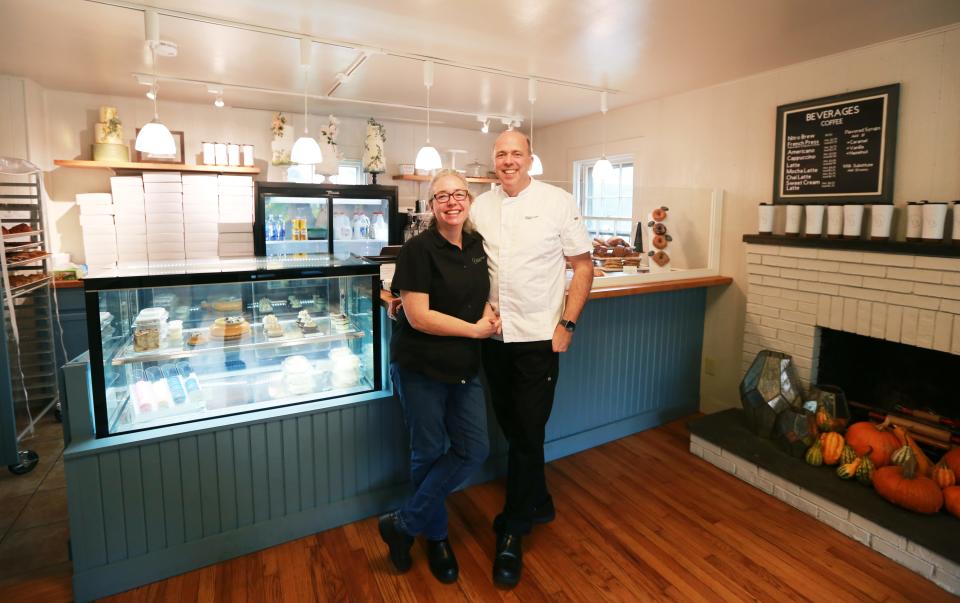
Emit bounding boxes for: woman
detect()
[379,169,500,583]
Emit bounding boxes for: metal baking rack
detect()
[0,172,60,475]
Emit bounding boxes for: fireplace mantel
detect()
[744,234,960,259]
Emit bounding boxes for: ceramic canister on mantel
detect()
[951,201,960,246]
[869,204,894,241]
[842,205,865,239]
[757,203,775,235]
[785,205,803,236]
[804,205,825,237]
[921,202,948,242]
[826,205,844,238]
[906,201,925,242]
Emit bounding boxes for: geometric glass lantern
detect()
[805,383,851,432]
[739,350,804,438]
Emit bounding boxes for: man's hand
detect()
[386,297,402,320]
[552,324,573,352]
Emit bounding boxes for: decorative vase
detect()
[804,205,824,238]
[826,205,844,238]
[842,205,864,239]
[757,203,774,235]
[922,202,948,242]
[869,205,894,241]
[785,205,802,236]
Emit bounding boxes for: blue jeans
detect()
[390,363,489,540]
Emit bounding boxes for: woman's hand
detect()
[473,316,501,339]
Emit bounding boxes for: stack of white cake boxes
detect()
[217,175,255,257]
[143,173,185,262]
[182,175,220,260]
[110,176,148,267]
[77,193,117,270]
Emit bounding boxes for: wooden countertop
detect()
[380,274,731,306]
[53,279,84,289]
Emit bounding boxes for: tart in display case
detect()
[83,256,381,437]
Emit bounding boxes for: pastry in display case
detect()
[83,256,381,437]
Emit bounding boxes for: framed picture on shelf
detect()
[134,130,185,164]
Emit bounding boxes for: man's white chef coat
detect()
[471,178,592,342]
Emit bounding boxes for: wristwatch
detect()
[559,319,576,333]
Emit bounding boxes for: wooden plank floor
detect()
[2,416,956,602]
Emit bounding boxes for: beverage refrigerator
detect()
[254,182,401,257]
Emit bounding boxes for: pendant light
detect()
[135,12,176,157]
[592,91,614,184]
[415,61,442,171]
[528,78,543,176]
[291,38,323,165]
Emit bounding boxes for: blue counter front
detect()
[61,277,729,601]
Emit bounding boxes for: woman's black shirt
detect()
[390,228,489,383]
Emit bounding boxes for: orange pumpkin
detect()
[873,458,944,515]
[932,459,956,489]
[944,486,960,519]
[843,421,900,467]
[942,448,960,477]
[820,432,845,466]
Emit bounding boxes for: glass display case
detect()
[83,256,381,437]
[255,182,400,258]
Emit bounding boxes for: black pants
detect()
[481,338,559,535]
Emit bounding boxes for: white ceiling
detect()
[1,0,959,130]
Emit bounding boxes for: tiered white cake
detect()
[92,106,129,162]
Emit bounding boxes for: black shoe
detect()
[426,538,459,583]
[378,512,413,572]
[492,498,556,533]
[492,532,522,587]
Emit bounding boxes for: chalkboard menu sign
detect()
[773,84,899,205]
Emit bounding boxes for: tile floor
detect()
[0,411,73,601]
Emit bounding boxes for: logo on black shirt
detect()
[471,255,485,264]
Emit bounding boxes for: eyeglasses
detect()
[433,189,469,203]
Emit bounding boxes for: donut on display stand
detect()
[646,205,673,274]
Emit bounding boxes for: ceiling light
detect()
[290,39,322,165]
[528,78,543,177]
[145,85,156,101]
[135,15,176,157]
[415,61,442,171]
[478,116,490,134]
[593,91,613,185]
[207,85,224,108]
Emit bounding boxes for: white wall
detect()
[4,82,498,260]
[537,24,960,413]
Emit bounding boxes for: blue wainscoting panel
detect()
[64,289,707,601]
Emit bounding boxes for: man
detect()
[470,130,594,587]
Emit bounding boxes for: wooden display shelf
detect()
[392,174,498,184]
[54,159,260,175]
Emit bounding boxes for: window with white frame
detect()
[574,156,634,240]
[327,160,363,185]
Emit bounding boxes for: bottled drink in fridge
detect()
[352,211,370,240]
[372,212,388,240]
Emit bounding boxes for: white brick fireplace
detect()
[742,243,960,386]
[722,240,960,595]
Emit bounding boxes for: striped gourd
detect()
[837,457,862,480]
[821,432,845,466]
[805,442,824,467]
[839,445,857,465]
[891,445,914,467]
[856,450,876,486]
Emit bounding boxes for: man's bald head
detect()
[493,130,532,158]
